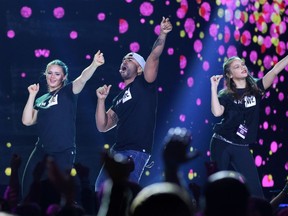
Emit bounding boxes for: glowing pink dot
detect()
[258,71,264,79]
[180,70,184,75]
[279,75,284,82]
[264,36,272,49]
[140,18,145,24]
[97,13,106,21]
[209,24,218,37]
[70,31,78,39]
[129,42,140,52]
[114,36,119,42]
[7,30,15,38]
[179,55,187,69]
[119,19,129,34]
[205,119,209,124]
[167,48,174,55]
[125,0,133,3]
[255,155,262,167]
[158,87,163,92]
[242,51,247,58]
[273,109,277,114]
[285,162,288,170]
[165,1,170,5]
[270,141,278,153]
[187,77,194,87]
[263,55,272,69]
[227,45,238,58]
[278,92,284,101]
[249,50,258,63]
[265,106,271,115]
[193,39,203,53]
[262,175,274,187]
[202,61,210,71]
[263,121,269,130]
[199,2,211,21]
[240,30,251,46]
[179,114,186,122]
[271,124,277,131]
[258,139,263,145]
[196,98,201,106]
[85,54,91,60]
[154,25,161,35]
[139,2,154,17]
[177,7,187,19]
[53,7,65,19]
[20,6,32,18]
[286,111,288,117]
[224,26,231,43]
[234,29,240,41]
[21,72,26,78]
[218,45,225,55]
[184,18,195,39]
[118,82,125,90]
[207,151,211,157]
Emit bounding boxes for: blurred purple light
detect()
[7,30,15,38]
[70,31,78,39]
[129,42,140,53]
[20,6,32,18]
[119,19,129,34]
[53,7,65,19]
[97,13,106,21]
[139,2,154,17]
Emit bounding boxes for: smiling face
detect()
[45,64,66,92]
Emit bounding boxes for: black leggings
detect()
[21,143,76,199]
[210,136,264,198]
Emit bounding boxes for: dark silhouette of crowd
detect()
[1,127,288,216]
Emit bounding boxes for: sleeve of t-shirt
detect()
[218,94,228,107]
[256,78,265,91]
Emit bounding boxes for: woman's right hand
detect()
[27,83,39,96]
[210,75,223,89]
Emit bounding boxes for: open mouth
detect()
[120,66,127,73]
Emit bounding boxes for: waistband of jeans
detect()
[213,133,249,147]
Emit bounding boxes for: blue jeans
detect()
[95,149,151,192]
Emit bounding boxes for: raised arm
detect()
[73,50,105,94]
[210,75,224,117]
[95,85,118,132]
[262,54,288,90]
[22,83,39,126]
[144,17,173,83]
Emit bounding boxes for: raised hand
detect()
[210,75,223,89]
[94,50,105,67]
[163,127,199,168]
[27,83,39,96]
[161,17,173,34]
[96,84,112,100]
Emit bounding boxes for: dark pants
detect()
[21,142,76,199]
[210,136,264,198]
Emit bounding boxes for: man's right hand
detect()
[96,84,112,100]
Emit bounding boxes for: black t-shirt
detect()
[111,75,158,154]
[213,79,265,144]
[34,83,78,152]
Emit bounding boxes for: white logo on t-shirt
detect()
[244,95,256,107]
[122,87,132,103]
